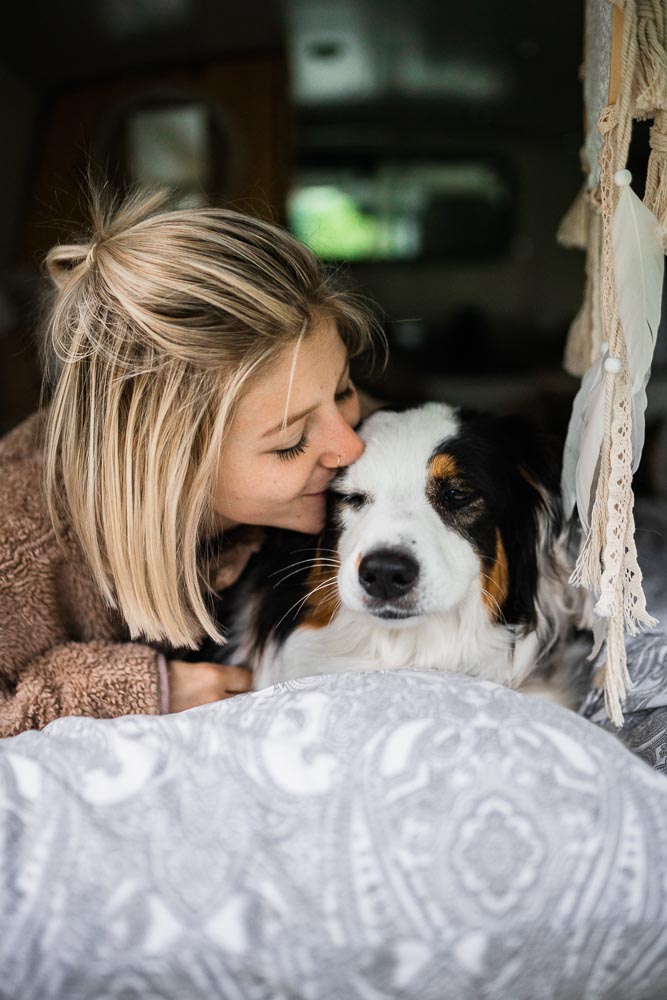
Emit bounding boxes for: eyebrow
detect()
[260,358,350,439]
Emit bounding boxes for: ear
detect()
[492,415,565,630]
[496,414,562,512]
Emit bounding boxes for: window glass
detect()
[126,103,211,192]
[288,160,514,262]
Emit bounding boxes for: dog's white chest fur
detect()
[252,602,540,691]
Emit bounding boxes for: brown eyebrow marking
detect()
[481,528,509,620]
[429,453,458,480]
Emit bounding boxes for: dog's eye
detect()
[442,488,473,505]
[336,491,369,510]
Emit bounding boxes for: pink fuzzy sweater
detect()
[0,413,263,737]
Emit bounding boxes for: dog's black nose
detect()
[358,549,419,600]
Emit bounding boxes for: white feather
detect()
[563,185,664,532]
[631,376,649,473]
[562,355,605,532]
[612,184,663,394]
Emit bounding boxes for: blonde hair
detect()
[42,187,383,648]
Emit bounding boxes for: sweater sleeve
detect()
[0,640,164,738]
[0,421,173,736]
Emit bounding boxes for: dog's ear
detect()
[495,414,562,509]
[489,414,565,630]
[458,409,562,510]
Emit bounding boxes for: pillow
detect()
[2,668,667,1000]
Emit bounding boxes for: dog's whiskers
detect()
[480,586,507,624]
[291,546,341,557]
[270,557,339,577]
[479,570,509,599]
[327,599,342,627]
[272,560,340,588]
[274,576,339,630]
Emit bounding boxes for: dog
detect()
[207,403,592,707]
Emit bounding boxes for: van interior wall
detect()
[0,65,39,270]
[0,61,42,432]
[352,141,584,336]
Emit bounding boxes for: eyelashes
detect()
[335,491,369,509]
[275,436,309,461]
[273,384,357,461]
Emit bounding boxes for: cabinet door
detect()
[5,53,289,426]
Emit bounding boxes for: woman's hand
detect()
[167,660,253,713]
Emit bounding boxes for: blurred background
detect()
[0,0,665,492]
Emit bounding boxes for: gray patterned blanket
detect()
[2,500,667,1000]
[2,666,667,1000]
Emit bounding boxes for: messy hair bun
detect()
[44,188,175,288]
[44,243,92,289]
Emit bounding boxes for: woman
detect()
[0,188,383,736]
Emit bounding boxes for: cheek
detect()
[215,439,319,522]
[270,464,309,501]
[213,453,272,515]
[243,459,314,511]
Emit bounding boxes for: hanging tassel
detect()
[557,182,590,249]
[559,157,596,376]
[634,0,667,119]
[564,2,666,727]
[563,300,593,377]
[563,208,603,377]
[600,615,633,727]
[587,168,664,725]
[645,112,667,251]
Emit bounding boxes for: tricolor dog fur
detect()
[211,403,591,706]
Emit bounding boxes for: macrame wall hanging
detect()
[559,0,667,725]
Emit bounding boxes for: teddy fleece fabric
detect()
[0,412,262,737]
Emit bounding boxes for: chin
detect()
[205,404,593,709]
[282,497,327,535]
[271,513,322,535]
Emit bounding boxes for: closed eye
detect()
[272,383,355,461]
[273,434,309,461]
[335,384,356,403]
[335,491,370,510]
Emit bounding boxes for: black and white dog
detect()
[211,403,591,706]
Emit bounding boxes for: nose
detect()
[358,549,420,601]
[324,412,364,469]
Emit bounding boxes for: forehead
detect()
[232,317,348,436]
[341,403,461,493]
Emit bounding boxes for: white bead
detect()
[614,169,632,187]
[600,341,609,354]
[604,356,622,374]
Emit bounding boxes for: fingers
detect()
[212,664,253,695]
[167,659,253,712]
